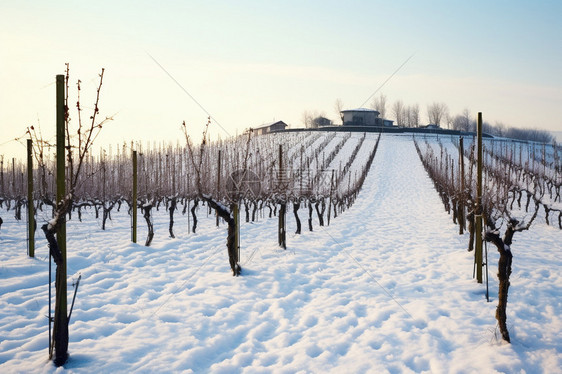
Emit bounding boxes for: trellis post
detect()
[132,150,138,243]
[52,74,68,364]
[27,139,35,257]
[475,112,483,283]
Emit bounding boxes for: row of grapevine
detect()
[413,131,561,343]
[1,131,381,253]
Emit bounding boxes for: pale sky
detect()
[1,0,561,161]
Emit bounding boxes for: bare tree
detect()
[452,108,474,132]
[410,104,420,127]
[427,102,449,127]
[445,113,454,130]
[392,100,405,127]
[334,98,344,124]
[303,110,328,129]
[302,111,314,128]
[371,94,387,119]
[494,122,507,137]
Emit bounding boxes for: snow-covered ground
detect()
[1,135,561,373]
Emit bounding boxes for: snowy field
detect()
[1,135,561,373]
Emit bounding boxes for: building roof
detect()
[340,108,380,114]
[253,120,287,130]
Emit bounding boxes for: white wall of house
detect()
[342,109,379,126]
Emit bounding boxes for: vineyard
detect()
[1,132,561,373]
[1,130,380,266]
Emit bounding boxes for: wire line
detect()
[146,52,232,137]
[359,53,415,108]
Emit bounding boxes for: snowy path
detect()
[1,134,560,373]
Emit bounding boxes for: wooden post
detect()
[187,199,191,233]
[278,203,286,249]
[27,139,35,257]
[53,74,68,363]
[458,137,465,234]
[132,150,137,243]
[0,156,4,196]
[216,149,221,227]
[233,202,240,261]
[278,144,286,249]
[12,158,16,196]
[327,169,335,226]
[475,112,483,284]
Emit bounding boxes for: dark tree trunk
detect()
[203,197,240,276]
[41,224,68,366]
[191,199,199,234]
[143,204,154,246]
[485,222,517,343]
[315,201,324,226]
[101,201,116,231]
[278,203,286,249]
[467,210,475,252]
[169,198,177,238]
[14,199,23,220]
[451,198,458,224]
[293,202,301,234]
[308,202,313,232]
[244,200,250,222]
[251,201,258,222]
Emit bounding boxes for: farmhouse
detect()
[254,120,288,135]
[312,116,333,128]
[341,108,394,127]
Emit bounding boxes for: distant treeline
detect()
[451,112,555,143]
[478,122,553,143]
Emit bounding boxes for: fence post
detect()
[0,156,4,195]
[459,137,465,234]
[475,113,483,284]
[132,150,137,243]
[12,158,16,196]
[233,202,240,262]
[278,145,286,249]
[327,169,335,226]
[52,74,68,364]
[216,149,221,227]
[27,139,35,257]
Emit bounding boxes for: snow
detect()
[1,134,561,373]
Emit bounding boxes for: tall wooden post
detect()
[458,137,465,234]
[53,74,68,364]
[233,203,240,261]
[216,150,221,227]
[327,169,335,226]
[475,112,483,283]
[278,145,286,249]
[12,158,16,196]
[278,204,286,249]
[0,156,4,196]
[132,150,138,243]
[27,139,35,257]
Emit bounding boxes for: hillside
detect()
[1,134,560,373]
